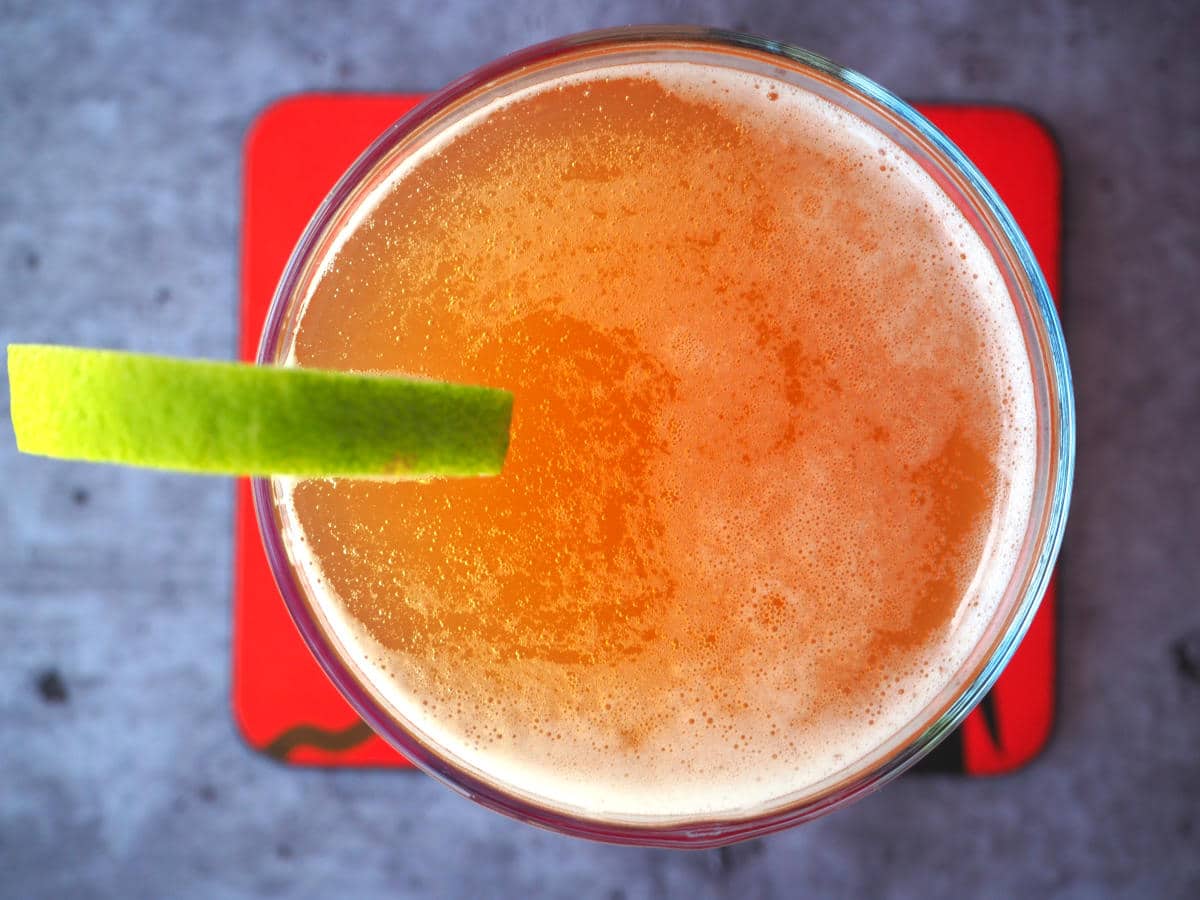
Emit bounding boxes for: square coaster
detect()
[233,94,1062,774]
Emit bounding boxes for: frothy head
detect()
[273,58,1038,823]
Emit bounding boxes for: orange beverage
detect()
[260,30,1071,844]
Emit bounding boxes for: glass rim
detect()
[252,24,1076,847]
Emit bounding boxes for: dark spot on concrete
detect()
[608,889,626,900]
[337,58,355,79]
[25,251,40,270]
[961,52,1004,85]
[197,783,219,803]
[487,841,518,866]
[709,839,764,876]
[155,286,171,305]
[275,842,293,859]
[308,49,328,66]
[1155,56,1169,73]
[1178,817,1194,839]
[1171,630,1200,683]
[36,668,69,704]
[1098,175,1114,194]
[718,845,737,872]
[71,487,90,506]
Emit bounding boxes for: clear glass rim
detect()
[251,24,1076,847]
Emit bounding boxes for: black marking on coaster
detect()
[915,722,963,773]
[263,719,374,760]
[978,690,1002,749]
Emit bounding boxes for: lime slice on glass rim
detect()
[7,344,512,478]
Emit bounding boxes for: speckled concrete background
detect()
[1,1,1197,897]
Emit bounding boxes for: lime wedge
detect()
[7,344,512,478]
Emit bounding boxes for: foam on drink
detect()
[273,61,1037,821]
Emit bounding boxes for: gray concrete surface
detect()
[2,1,1197,897]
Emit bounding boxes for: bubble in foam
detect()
[274,57,1037,822]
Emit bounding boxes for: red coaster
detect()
[233,95,1062,775]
